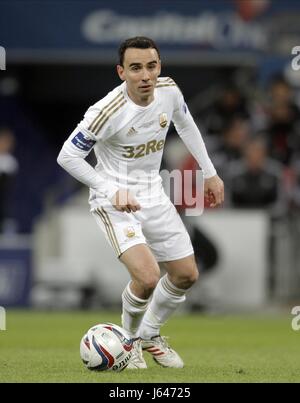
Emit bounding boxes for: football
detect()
[80,323,133,372]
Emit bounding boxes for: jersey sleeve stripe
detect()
[157,77,176,85]
[88,92,124,132]
[155,84,177,88]
[166,77,176,84]
[93,95,125,130]
[93,99,127,135]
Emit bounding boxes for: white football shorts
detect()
[91,195,194,262]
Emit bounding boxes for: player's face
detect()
[117,48,161,106]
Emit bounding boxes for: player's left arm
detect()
[171,85,224,208]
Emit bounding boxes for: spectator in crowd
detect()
[201,84,250,136]
[0,127,18,232]
[228,137,283,209]
[264,75,300,165]
[212,117,250,184]
[290,158,300,211]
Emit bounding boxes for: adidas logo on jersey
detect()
[127,127,138,136]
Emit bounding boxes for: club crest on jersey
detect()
[124,226,136,238]
[159,113,168,128]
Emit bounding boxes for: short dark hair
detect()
[118,36,160,66]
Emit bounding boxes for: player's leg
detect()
[120,243,160,337]
[92,206,159,369]
[137,199,198,367]
[139,255,198,368]
[163,254,199,290]
[138,198,198,340]
[139,254,198,339]
[120,244,160,369]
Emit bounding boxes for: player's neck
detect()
[127,89,154,107]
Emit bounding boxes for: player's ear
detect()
[117,64,125,81]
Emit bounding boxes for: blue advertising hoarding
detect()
[0,0,299,61]
[0,241,32,307]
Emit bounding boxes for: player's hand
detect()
[204,175,224,208]
[110,189,141,213]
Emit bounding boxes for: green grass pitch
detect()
[0,310,299,383]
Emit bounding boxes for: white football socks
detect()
[121,282,149,338]
[138,274,186,340]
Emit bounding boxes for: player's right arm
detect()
[57,103,140,212]
[57,105,119,200]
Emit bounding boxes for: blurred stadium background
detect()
[0,0,300,315]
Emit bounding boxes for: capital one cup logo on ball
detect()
[80,323,133,371]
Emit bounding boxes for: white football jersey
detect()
[59,77,216,208]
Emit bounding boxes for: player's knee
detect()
[186,267,199,286]
[171,265,199,289]
[141,273,160,293]
[134,264,160,296]
[183,269,199,288]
